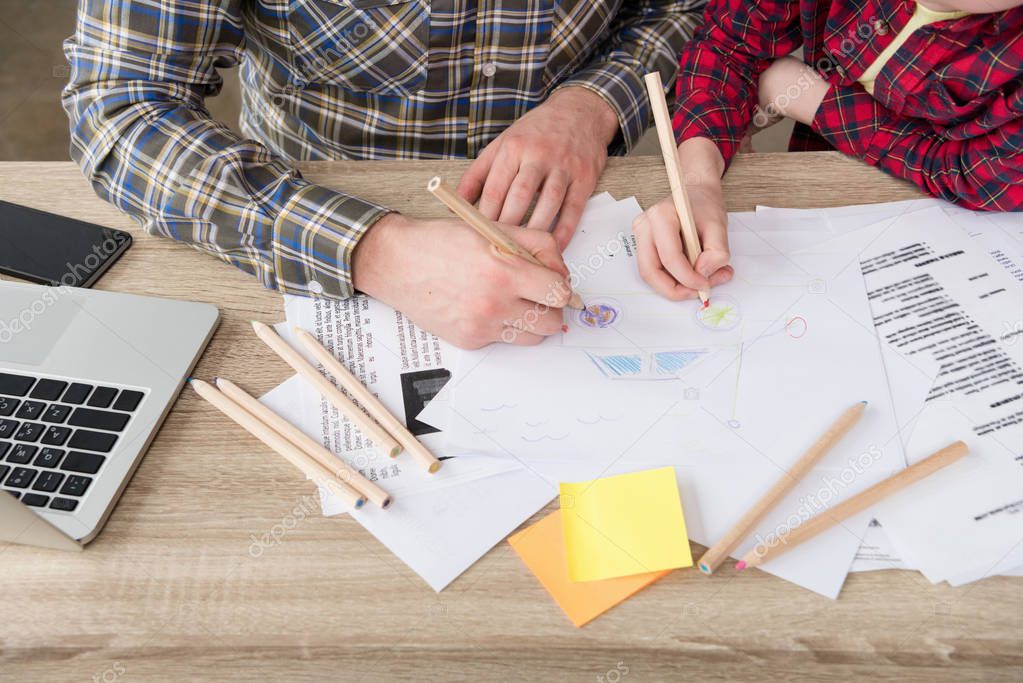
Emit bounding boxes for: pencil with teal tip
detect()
[696,401,869,575]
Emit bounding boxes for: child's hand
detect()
[632,138,734,301]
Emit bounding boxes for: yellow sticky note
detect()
[508,510,670,628]
[560,466,692,582]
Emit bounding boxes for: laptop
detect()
[0,280,218,548]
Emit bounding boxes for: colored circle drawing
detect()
[785,315,808,339]
[695,295,741,331]
[578,300,620,329]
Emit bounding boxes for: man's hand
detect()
[758,56,831,126]
[457,86,619,250]
[633,137,734,300]
[352,213,574,349]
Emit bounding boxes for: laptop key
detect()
[87,387,118,408]
[61,383,94,405]
[0,419,18,439]
[14,422,44,443]
[0,464,9,482]
[15,401,45,420]
[32,470,64,492]
[68,407,130,432]
[41,426,72,446]
[0,441,10,459]
[50,497,78,511]
[7,444,37,464]
[68,430,117,453]
[30,379,68,401]
[0,397,19,417]
[60,474,92,496]
[21,493,49,507]
[112,390,145,412]
[5,467,37,488]
[42,404,72,423]
[34,448,65,468]
[7,491,20,500]
[61,451,106,474]
[0,373,35,397]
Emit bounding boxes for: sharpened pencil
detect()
[427,176,584,310]
[697,401,869,575]
[189,378,366,510]
[737,440,969,571]
[643,71,710,306]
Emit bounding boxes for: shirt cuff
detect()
[811,84,893,164]
[272,182,391,299]
[557,62,650,154]
[672,89,744,168]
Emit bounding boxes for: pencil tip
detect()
[735,560,746,571]
[698,562,712,575]
[702,299,710,309]
[561,324,569,333]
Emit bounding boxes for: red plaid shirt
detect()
[673,0,1023,211]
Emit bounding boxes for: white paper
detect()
[278,296,520,514]
[350,465,555,591]
[439,197,906,598]
[857,208,1023,584]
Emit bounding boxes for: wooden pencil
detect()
[697,401,869,575]
[214,377,393,508]
[292,327,442,475]
[737,440,969,571]
[251,320,402,461]
[188,378,367,509]
[426,176,584,310]
[643,71,710,306]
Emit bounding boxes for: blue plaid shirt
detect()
[64,0,703,299]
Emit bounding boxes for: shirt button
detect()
[308,280,324,295]
[481,62,497,78]
[835,64,848,79]
[873,19,890,36]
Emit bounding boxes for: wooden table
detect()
[2,155,1020,682]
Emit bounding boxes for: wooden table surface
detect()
[2,155,1021,682]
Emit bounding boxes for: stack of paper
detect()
[422,193,908,599]
[256,191,1023,600]
[753,200,1023,585]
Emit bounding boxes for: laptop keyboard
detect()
[0,372,144,513]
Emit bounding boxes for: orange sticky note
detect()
[508,510,670,628]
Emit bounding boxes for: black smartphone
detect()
[0,200,131,288]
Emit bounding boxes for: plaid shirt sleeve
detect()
[62,0,389,300]
[556,0,708,152]
[813,84,1023,211]
[671,0,803,165]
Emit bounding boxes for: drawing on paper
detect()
[578,300,621,329]
[695,295,741,331]
[586,349,707,380]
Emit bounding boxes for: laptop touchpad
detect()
[0,286,82,366]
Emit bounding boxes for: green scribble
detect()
[700,303,735,327]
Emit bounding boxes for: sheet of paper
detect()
[560,467,692,582]
[849,520,913,572]
[351,464,556,591]
[856,208,1023,584]
[262,373,519,515]
[439,197,906,598]
[277,295,520,514]
[508,509,670,627]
